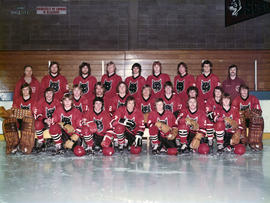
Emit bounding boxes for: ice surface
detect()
[0,141,270,203]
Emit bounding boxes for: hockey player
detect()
[173,62,195,101]
[73,62,97,100]
[146,61,171,99]
[101,61,122,98]
[72,84,89,114]
[185,86,206,111]
[125,63,146,98]
[40,61,69,100]
[110,96,145,153]
[81,97,114,154]
[196,60,220,103]
[14,65,41,102]
[147,98,178,154]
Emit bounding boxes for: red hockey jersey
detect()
[146,73,171,99]
[232,95,261,111]
[101,73,122,97]
[125,75,146,98]
[73,75,97,100]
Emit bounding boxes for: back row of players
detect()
[13,60,263,154]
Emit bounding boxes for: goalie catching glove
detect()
[155,121,178,140]
[59,122,75,133]
[224,117,238,130]
[185,118,199,131]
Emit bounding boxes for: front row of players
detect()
[1,83,264,155]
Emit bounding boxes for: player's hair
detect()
[79,62,91,76]
[94,82,105,96]
[201,60,213,73]
[155,98,165,110]
[141,84,152,97]
[49,61,60,74]
[132,63,142,75]
[20,83,32,96]
[73,84,82,91]
[213,86,224,97]
[24,65,32,71]
[164,81,173,89]
[177,62,188,75]
[222,93,232,105]
[93,97,104,109]
[239,84,249,92]
[152,61,162,75]
[106,61,116,75]
[228,64,238,77]
[61,92,73,105]
[116,81,128,94]
[44,87,55,98]
[187,86,199,98]
[125,95,136,106]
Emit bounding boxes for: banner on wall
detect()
[225,0,270,26]
[36,6,67,15]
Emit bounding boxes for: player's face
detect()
[222,98,230,107]
[188,98,197,111]
[214,89,222,98]
[132,66,140,75]
[107,64,115,75]
[50,64,58,74]
[118,83,127,94]
[45,91,54,102]
[63,98,72,109]
[153,64,161,74]
[22,87,30,97]
[203,64,211,73]
[127,100,135,112]
[94,101,103,112]
[156,101,164,112]
[178,65,186,75]
[95,85,104,96]
[73,87,81,98]
[142,87,151,97]
[240,88,248,99]
[189,90,197,98]
[81,66,89,75]
[165,85,172,95]
[229,67,237,78]
[24,67,32,77]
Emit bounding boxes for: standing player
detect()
[81,97,114,153]
[110,96,145,152]
[196,60,220,103]
[222,64,245,100]
[72,85,89,114]
[41,62,69,100]
[174,62,195,102]
[147,98,178,154]
[101,61,122,98]
[73,62,97,101]
[125,63,146,98]
[14,65,41,102]
[34,87,59,151]
[146,61,171,99]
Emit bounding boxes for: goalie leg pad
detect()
[19,117,35,154]
[248,116,264,150]
[3,118,19,154]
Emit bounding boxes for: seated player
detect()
[125,63,146,98]
[232,85,264,150]
[147,98,178,154]
[173,62,195,102]
[108,82,129,116]
[214,93,242,153]
[161,81,183,118]
[146,61,171,99]
[110,96,145,153]
[101,61,122,97]
[196,60,220,103]
[136,85,155,125]
[81,97,114,154]
[34,87,60,152]
[73,62,97,100]
[49,93,82,154]
[72,84,89,114]
[176,97,207,153]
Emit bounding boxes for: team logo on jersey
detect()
[141,104,151,113]
[117,101,125,108]
[61,114,72,125]
[104,80,112,92]
[152,79,162,93]
[94,118,104,132]
[20,104,31,110]
[164,103,173,112]
[49,80,60,93]
[157,118,168,125]
[128,81,138,95]
[79,81,89,94]
[46,107,55,118]
[74,104,83,112]
[240,103,250,111]
[201,80,211,94]
[176,80,184,93]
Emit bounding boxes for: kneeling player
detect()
[81,97,114,154]
[147,98,178,154]
[111,96,145,153]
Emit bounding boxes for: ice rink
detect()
[0,140,270,203]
